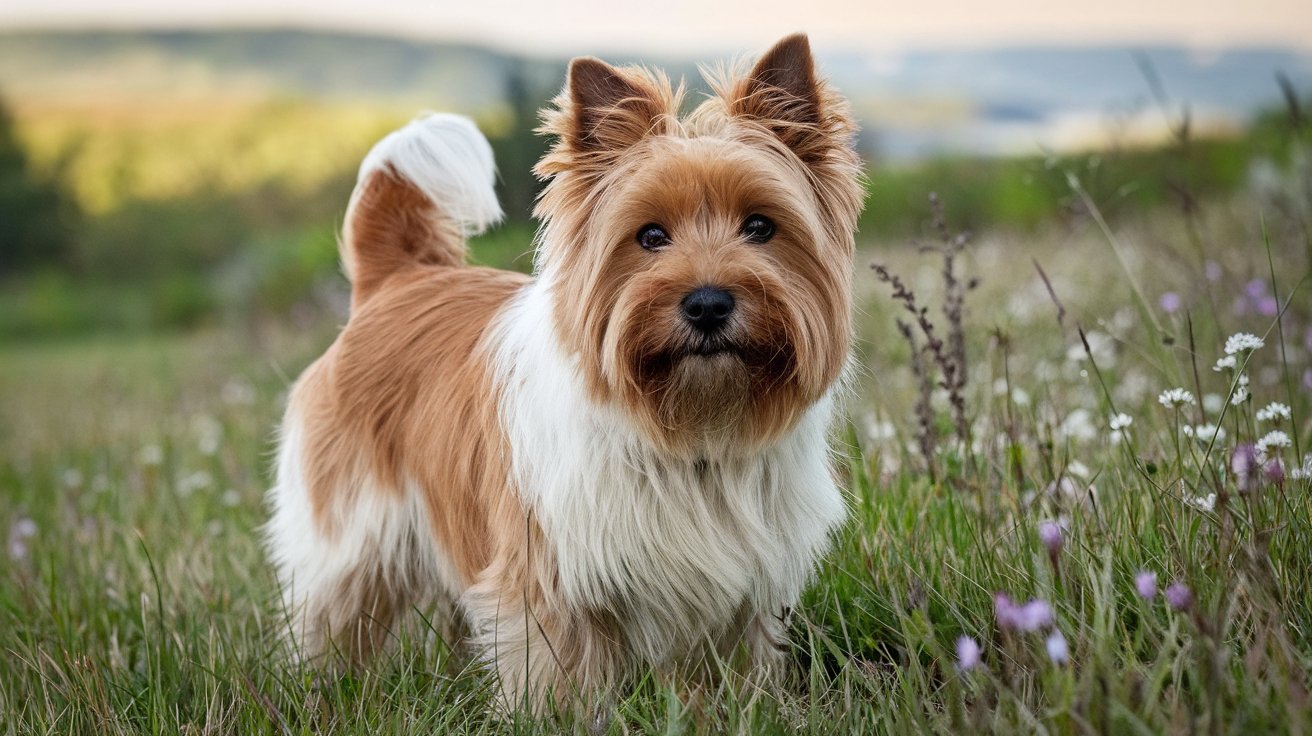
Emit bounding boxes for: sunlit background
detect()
[0,1,1309,340]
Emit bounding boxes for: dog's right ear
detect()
[537,58,675,179]
[566,57,666,153]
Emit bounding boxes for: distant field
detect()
[1,84,1293,344]
[13,98,413,215]
[2,184,1309,731]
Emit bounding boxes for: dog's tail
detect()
[342,113,503,306]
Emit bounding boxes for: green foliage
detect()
[860,132,1271,240]
[0,96,78,277]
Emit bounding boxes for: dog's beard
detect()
[655,351,752,439]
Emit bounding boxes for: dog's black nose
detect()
[680,286,735,334]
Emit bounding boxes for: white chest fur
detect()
[488,282,847,662]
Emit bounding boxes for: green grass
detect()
[1,187,1311,733]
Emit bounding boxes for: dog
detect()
[265,32,864,710]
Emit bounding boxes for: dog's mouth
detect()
[635,337,745,383]
[682,335,742,358]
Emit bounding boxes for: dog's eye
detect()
[741,214,776,244]
[636,223,671,251]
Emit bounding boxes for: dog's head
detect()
[534,34,864,454]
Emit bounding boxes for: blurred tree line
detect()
[0,97,78,278]
[0,78,1307,342]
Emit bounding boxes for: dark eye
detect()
[637,223,671,251]
[741,214,775,244]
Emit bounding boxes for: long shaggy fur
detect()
[265,33,866,711]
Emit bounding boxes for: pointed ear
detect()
[567,56,665,152]
[728,34,826,157]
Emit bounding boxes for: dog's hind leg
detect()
[265,410,435,666]
[268,490,441,665]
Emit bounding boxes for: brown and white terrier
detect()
[265,33,864,710]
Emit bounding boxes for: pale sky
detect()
[3,0,1311,55]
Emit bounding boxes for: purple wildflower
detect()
[1159,292,1182,314]
[1265,458,1286,484]
[995,593,1055,632]
[1135,571,1157,601]
[1232,443,1258,492]
[1038,520,1063,555]
[994,593,1015,626]
[1165,581,1193,611]
[1204,261,1222,282]
[956,636,982,671]
[1234,279,1273,316]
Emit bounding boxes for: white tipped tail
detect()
[342,113,503,306]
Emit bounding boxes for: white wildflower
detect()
[1186,493,1217,512]
[61,468,84,489]
[1224,333,1265,355]
[1231,374,1250,404]
[1045,630,1070,665]
[1110,307,1137,337]
[1067,460,1091,479]
[1184,423,1226,444]
[1011,388,1031,407]
[1256,402,1291,424]
[193,414,223,456]
[1158,388,1196,408]
[1212,355,1237,372]
[1046,477,1097,508]
[1114,371,1152,404]
[1291,456,1312,481]
[1109,412,1134,444]
[176,470,213,497]
[1068,331,1117,366]
[7,517,37,562]
[221,489,242,508]
[1256,430,1292,455]
[138,444,164,467]
[1059,409,1098,442]
[864,416,896,442]
[220,378,257,406]
[1202,393,1224,414]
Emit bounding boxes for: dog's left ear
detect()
[727,34,834,163]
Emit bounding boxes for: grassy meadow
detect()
[3,190,1311,732]
[2,34,1312,733]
